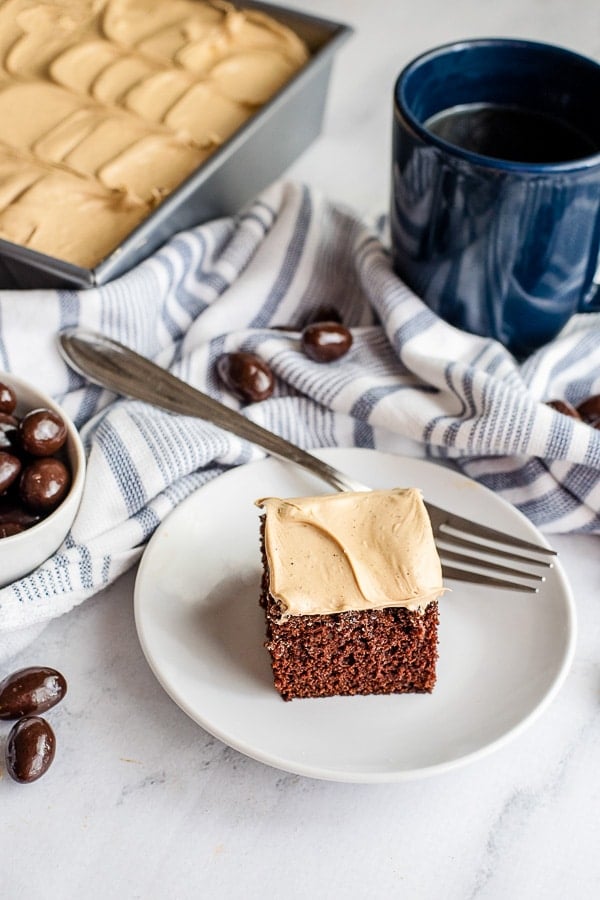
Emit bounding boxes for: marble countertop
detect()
[3,2,600,898]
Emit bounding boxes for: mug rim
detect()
[394,37,600,174]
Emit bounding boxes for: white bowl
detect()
[0,372,86,587]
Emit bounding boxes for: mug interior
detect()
[396,39,600,168]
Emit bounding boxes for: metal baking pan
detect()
[0,2,352,290]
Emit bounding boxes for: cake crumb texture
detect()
[263,592,439,702]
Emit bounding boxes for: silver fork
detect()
[58,328,556,594]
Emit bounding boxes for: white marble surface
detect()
[3,2,600,897]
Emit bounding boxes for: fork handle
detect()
[58,329,368,495]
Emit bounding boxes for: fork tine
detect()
[436,533,555,567]
[441,565,540,593]
[439,549,546,582]
[426,502,557,559]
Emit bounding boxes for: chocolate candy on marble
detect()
[0,664,67,784]
[301,321,353,363]
[216,352,275,403]
[5,716,56,784]
[0,666,67,719]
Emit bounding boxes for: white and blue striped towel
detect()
[1,180,600,659]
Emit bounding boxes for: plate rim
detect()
[133,448,577,783]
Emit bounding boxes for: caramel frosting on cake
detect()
[257,488,446,618]
[0,0,308,266]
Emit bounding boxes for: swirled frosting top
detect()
[0,0,308,266]
[257,488,446,618]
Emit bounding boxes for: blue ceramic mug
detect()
[391,38,600,357]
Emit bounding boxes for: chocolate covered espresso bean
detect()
[5,716,56,783]
[216,352,275,403]
[546,399,581,419]
[0,666,67,719]
[0,522,26,537]
[0,385,74,539]
[576,394,600,423]
[19,408,68,456]
[0,382,16,415]
[0,497,41,528]
[0,451,21,493]
[301,321,353,363]
[0,413,19,451]
[19,458,71,513]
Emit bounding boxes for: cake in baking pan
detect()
[0,0,309,267]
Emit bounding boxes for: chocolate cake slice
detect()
[256,488,445,701]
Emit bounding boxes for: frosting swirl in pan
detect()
[0,0,308,266]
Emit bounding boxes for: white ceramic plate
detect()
[134,448,576,783]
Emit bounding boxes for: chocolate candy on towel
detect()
[301,321,353,363]
[546,399,581,419]
[217,352,275,403]
[576,394,600,424]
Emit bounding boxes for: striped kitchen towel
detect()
[1,180,600,657]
